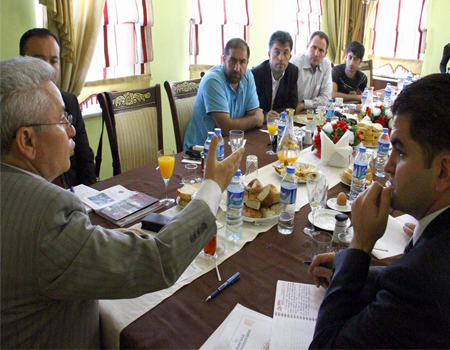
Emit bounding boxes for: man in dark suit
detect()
[20,28,96,188]
[251,31,298,119]
[308,74,450,348]
[440,43,450,73]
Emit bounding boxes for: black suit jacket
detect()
[310,207,450,349]
[61,91,96,187]
[251,60,298,115]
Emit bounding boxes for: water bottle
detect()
[349,146,368,201]
[361,87,368,106]
[325,99,334,121]
[214,128,225,161]
[203,131,214,159]
[279,112,287,131]
[383,83,392,107]
[375,128,390,177]
[278,166,298,234]
[226,169,244,242]
[404,70,413,88]
[362,86,374,113]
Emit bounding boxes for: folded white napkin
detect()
[320,130,352,167]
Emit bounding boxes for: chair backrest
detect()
[164,78,202,153]
[97,85,163,176]
[359,59,373,87]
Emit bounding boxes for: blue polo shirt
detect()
[183,65,259,150]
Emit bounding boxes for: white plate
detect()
[176,196,187,209]
[327,198,352,212]
[308,209,351,231]
[274,162,318,184]
[243,215,279,226]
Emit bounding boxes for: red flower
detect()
[333,135,340,143]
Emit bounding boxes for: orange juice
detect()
[277,150,299,163]
[267,123,278,136]
[158,155,175,179]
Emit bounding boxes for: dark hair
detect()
[309,31,329,50]
[269,31,293,52]
[19,28,59,56]
[347,41,365,59]
[224,38,250,59]
[392,73,450,168]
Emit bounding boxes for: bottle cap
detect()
[328,99,333,102]
[382,128,389,133]
[286,166,295,174]
[359,146,366,153]
[235,169,242,177]
[214,128,221,134]
[207,131,214,137]
[335,213,349,222]
[280,112,287,117]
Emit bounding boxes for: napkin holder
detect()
[320,130,352,168]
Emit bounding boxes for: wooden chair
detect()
[359,59,373,87]
[164,78,202,153]
[97,85,163,176]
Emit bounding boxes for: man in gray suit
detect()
[0,56,244,349]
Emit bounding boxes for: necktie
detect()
[403,238,414,254]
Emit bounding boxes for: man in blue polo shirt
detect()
[183,38,264,150]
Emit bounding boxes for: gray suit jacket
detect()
[1,163,217,349]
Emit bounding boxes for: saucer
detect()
[308,209,351,231]
[327,198,351,212]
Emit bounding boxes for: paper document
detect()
[73,184,100,213]
[371,215,411,259]
[77,185,138,211]
[270,281,325,350]
[201,304,271,350]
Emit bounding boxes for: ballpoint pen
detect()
[303,261,333,269]
[205,272,240,301]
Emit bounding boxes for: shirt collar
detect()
[271,70,285,83]
[412,205,450,244]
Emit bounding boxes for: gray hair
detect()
[0,56,56,155]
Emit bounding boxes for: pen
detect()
[205,272,240,301]
[69,186,75,193]
[303,261,333,269]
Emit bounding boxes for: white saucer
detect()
[308,209,351,231]
[327,198,352,212]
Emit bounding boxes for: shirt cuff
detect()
[192,179,223,216]
[304,99,314,109]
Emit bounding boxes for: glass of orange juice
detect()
[266,114,279,155]
[157,149,176,206]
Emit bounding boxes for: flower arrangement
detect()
[312,120,361,159]
[359,103,394,129]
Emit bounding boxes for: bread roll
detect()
[244,205,262,218]
[261,206,276,218]
[177,183,201,201]
[244,191,261,210]
[257,184,280,207]
[246,178,264,195]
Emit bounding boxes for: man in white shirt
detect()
[290,31,332,114]
[308,73,450,348]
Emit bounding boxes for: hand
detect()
[403,222,416,237]
[348,91,358,95]
[205,135,245,192]
[296,101,305,114]
[252,108,265,128]
[350,182,392,254]
[266,110,280,119]
[308,253,335,289]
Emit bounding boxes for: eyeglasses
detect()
[25,112,73,130]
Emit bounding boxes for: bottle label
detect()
[377,141,389,155]
[280,186,297,205]
[216,144,224,159]
[353,163,367,178]
[227,190,244,208]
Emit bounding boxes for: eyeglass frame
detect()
[23,111,73,130]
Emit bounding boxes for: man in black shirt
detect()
[331,41,367,102]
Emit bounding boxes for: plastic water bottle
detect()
[279,112,287,131]
[361,87,368,106]
[383,83,392,107]
[278,166,298,234]
[226,169,244,242]
[326,99,334,121]
[349,146,368,201]
[203,131,214,159]
[375,128,390,177]
[404,70,413,88]
[214,128,224,161]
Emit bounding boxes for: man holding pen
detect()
[308,74,450,348]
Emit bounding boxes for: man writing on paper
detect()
[183,38,264,150]
[251,31,298,119]
[0,56,244,349]
[308,74,450,348]
[290,31,332,114]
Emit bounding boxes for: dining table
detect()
[90,127,399,349]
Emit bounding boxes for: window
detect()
[372,0,429,60]
[190,0,252,65]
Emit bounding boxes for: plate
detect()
[308,209,351,231]
[273,162,318,183]
[294,115,325,126]
[243,215,278,226]
[176,196,188,209]
[327,198,352,212]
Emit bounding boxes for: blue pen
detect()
[205,272,240,301]
[69,186,75,193]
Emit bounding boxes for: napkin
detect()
[320,130,352,168]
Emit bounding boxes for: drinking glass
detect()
[200,235,225,260]
[311,231,333,259]
[229,130,244,152]
[306,109,315,120]
[244,155,258,184]
[266,115,279,155]
[317,106,326,123]
[157,149,175,206]
[181,164,201,185]
[304,172,328,236]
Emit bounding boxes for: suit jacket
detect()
[0,164,218,349]
[310,208,450,349]
[251,60,298,115]
[62,91,96,187]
